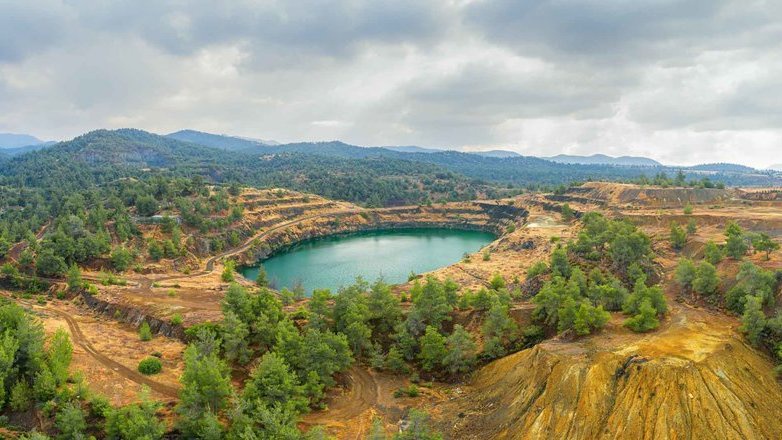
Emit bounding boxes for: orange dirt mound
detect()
[435,306,782,439]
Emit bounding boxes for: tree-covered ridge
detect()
[0,129,511,207]
[168,131,782,187]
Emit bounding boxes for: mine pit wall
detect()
[237,202,528,265]
[80,292,186,341]
[79,202,527,340]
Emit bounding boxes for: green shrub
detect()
[9,381,32,411]
[221,260,236,282]
[394,384,419,398]
[170,314,183,326]
[139,321,153,341]
[138,357,163,375]
[527,261,548,279]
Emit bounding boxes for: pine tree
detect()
[442,325,477,375]
[624,299,660,332]
[674,258,696,292]
[418,326,447,372]
[693,262,719,296]
[740,295,766,346]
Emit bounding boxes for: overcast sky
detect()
[1,0,781,167]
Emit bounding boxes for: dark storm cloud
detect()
[72,0,448,61]
[0,0,70,62]
[466,0,779,63]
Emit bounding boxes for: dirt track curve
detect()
[0,290,179,399]
[301,366,380,438]
[45,307,180,399]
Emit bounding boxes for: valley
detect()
[1,170,781,438]
[0,129,781,439]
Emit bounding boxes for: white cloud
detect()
[0,0,781,167]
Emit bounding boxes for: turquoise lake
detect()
[239,228,495,294]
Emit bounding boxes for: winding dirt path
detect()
[45,306,180,399]
[0,290,180,399]
[301,366,380,438]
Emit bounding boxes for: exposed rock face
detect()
[436,306,782,439]
[80,292,186,341]
[238,202,528,265]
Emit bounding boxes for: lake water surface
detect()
[239,228,495,294]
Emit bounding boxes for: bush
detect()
[394,384,419,398]
[693,262,719,296]
[55,402,87,439]
[88,394,112,418]
[489,273,506,290]
[111,247,134,272]
[527,261,548,279]
[138,357,163,375]
[704,241,723,265]
[139,321,153,341]
[221,260,236,282]
[9,381,32,411]
[624,299,660,332]
[170,313,183,326]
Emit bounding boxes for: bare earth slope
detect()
[437,303,782,439]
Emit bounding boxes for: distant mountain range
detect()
[0,133,55,157]
[472,150,521,158]
[0,133,45,148]
[166,129,277,151]
[768,164,782,172]
[156,129,780,186]
[383,145,443,154]
[2,128,779,187]
[544,154,662,167]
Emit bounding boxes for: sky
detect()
[1,0,781,167]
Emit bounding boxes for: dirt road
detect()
[45,306,180,399]
[301,366,380,439]
[0,289,180,399]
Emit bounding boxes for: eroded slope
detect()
[436,304,782,439]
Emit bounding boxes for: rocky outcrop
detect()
[238,202,527,265]
[80,292,186,341]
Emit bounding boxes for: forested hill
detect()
[169,130,782,187]
[2,129,780,205]
[167,129,274,151]
[0,129,507,207]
